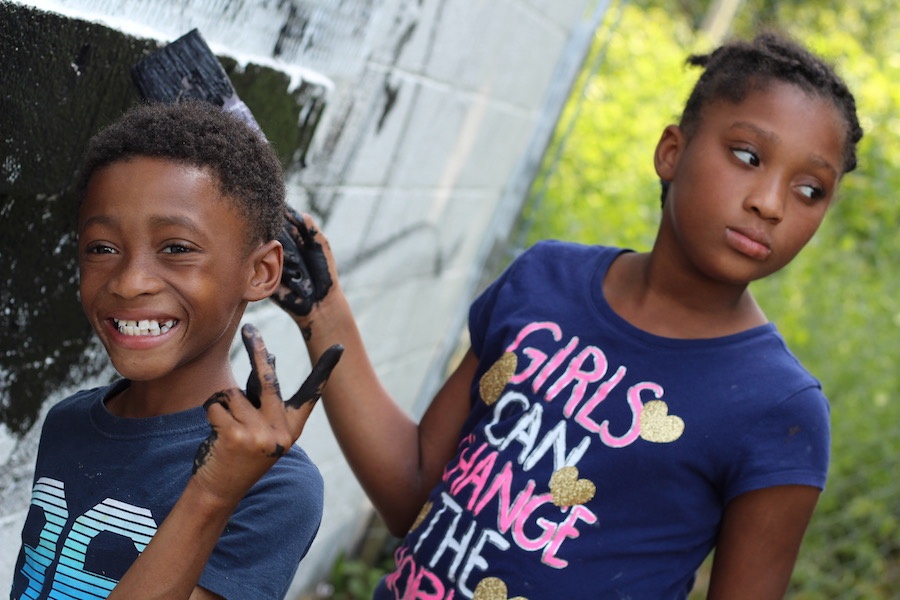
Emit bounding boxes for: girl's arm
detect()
[706,484,821,599]
[275,211,473,536]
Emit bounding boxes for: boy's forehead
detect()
[81,157,250,229]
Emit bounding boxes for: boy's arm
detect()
[273,210,473,536]
[107,324,339,600]
[706,484,820,599]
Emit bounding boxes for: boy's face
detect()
[655,81,846,286]
[78,157,257,383]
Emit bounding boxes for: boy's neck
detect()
[105,363,240,419]
[604,251,768,339]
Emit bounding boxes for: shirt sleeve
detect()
[199,445,324,600]
[725,385,831,503]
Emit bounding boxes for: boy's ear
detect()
[654,124,685,183]
[244,240,284,302]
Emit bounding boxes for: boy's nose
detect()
[108,253,164,298]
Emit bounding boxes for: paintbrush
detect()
[131,28,262,135]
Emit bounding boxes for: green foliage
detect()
[321,552,392,600]
[524,1,899,597]
[523,3,699,249]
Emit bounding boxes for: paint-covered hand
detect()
[192,323,342,503]
[271,206,335,318]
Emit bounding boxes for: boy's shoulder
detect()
[44,381,119,420]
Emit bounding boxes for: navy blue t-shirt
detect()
[375,241,829,600]
[12,380,324,600]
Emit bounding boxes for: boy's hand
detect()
[272,206,334,318]
[192,323,342,504]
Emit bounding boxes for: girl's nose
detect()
[744,178,785,223]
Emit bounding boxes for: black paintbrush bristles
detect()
[131,28,261,132]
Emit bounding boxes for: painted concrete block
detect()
[1,0,599,596]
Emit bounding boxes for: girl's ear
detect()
[654,124,685,183]
[244,239,283,302]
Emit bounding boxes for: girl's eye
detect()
[162,243,192,254]
[732,148,760,167]
[798,184,826,201]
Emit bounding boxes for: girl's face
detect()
[654,80,847,287]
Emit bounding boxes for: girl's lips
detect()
[725,227,772,260]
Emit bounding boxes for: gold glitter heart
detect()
[479,352,517,405]
[473,577,527,600]
[549,466,596,507]
[639,400,684,443]
[409,501,432,533]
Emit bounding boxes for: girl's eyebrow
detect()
[727,121,839,179]
[728,121,778,143]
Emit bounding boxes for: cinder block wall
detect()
[0,0,601,595]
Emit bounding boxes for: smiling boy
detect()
[11,102,326,599]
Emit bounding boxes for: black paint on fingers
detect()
[202,391,231,413]
[192,429,218,474]
[241,324,268,408]
[285,344,344,408]
[271,207,334,317]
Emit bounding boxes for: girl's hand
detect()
[191,323,342,506]
[271,207,335,320]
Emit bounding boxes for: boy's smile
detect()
[78,157,259,411]
[655,80,847,287]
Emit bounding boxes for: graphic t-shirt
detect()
[12,380,324,600]
[375,241,830,600]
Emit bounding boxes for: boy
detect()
[11,101,333,599]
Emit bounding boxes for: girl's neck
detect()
[604,251,768,339]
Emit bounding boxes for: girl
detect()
[277,32,863,599]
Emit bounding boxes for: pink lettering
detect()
[446,442,488,493]
[541,505,598,568]
[545,345,609,416]
[471,462,536,535]
[385,546,452,600]
[455,451,498,511]
[533,336,579,392]
[599,382,660,448]
[507,322,561,384]
[574,365,627,435]
[511,493,556,551]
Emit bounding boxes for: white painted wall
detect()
[0,0,604,596]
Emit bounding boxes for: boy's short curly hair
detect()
[78,101,285,245]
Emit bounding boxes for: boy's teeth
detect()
[115,319,176,336]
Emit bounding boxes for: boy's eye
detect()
[161,243,192,254]
[732,148,760,167]
[85,243,117,255]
